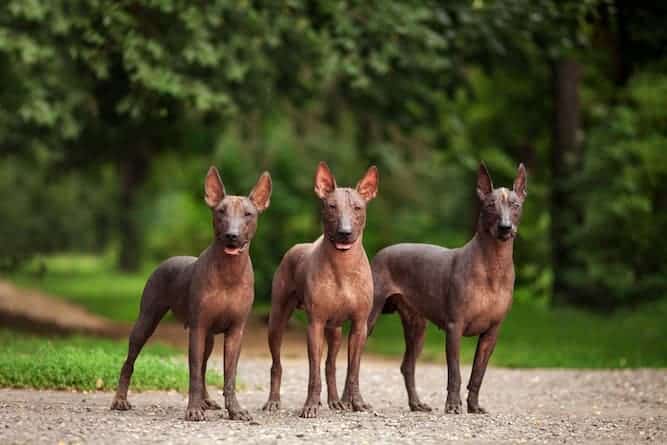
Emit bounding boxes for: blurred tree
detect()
[0,1,324,269]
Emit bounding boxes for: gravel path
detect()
[1,357,665,444]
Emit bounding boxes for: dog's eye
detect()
[354,205,362,211]
[244,211,252,217]
[328,203,336,209]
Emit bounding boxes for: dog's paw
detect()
[467,404,488,414]
[299,403,319,418]
[328,399,347,411]
[184,406,206,421]
[409,401,432,412]
[229,408,253,421]
[445,399,462,414]
[262,400,281,412]
[341,395,371,412]
[202,398,222,410]
[110,398,132,411]
[351,398,372,412]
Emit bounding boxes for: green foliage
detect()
[0,329,222,391]
[1,1,666,311]
[567,71,667,306]
[0,156,116,269]
[367,297,667,368]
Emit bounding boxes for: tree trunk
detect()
[118,152,149,272]
[550,58,581,305]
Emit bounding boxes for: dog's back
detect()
[369,243,457,330]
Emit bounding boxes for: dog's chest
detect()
[460,267,514,336]
[305,265,373,319]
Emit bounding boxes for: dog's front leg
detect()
[325,326,346,410]
[466,324,500,414]
[185,327,207,421]
[445,322,464,414]
[341,319,372,411]
[224,323,252,421]
[300,320,325,418]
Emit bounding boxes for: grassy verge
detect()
[5,253,667,368]
[6,254,153,322]
[366,297,667,368]
[0,329,222,391]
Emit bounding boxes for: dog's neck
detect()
[472,221,514,278]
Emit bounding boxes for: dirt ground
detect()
[2,357,666,444]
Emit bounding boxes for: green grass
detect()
[0,329,222,391]
[5,253,667,368]
[366,298,667,368]
[6,254,152,322]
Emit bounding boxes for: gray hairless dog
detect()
[368,162,527,414]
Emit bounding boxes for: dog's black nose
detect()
[225,232,239,242]
[498,223,512,232]
[337,228,352,237]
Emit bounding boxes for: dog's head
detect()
[476,162,527,242]
[314,162,378,252]
[204,166,272,256]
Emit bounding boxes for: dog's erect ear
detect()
[314,161,336,199]
[476,162,494,200]
[513,163,527,201]
[204,166,225,208]
[356,165,379,202]
[249,171,272,213]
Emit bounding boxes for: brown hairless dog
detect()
[263,162,378,418]
[110,166,271,422]
[368,162,527,414]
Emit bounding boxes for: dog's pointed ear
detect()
[356,165,379,202]
[204,166,225,208]
[314,161,336,199]
[513,163,527,201]
[476,162,493,200]
[249,171,272,213]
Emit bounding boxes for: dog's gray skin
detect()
[263,162,378,418]
[368,163,527,414]
[110,166,272,422]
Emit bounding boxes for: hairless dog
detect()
[111,166,271,421]
[369,162,527,414]
[263,162,378,418]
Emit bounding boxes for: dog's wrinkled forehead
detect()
[490,187,519,205]
[217,196,255,214]
[326,188,365,208]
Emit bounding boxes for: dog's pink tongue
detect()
[224,247,241,255]
[335,242,353,251]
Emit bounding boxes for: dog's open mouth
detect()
[334,242,354,251]
[224,242,248,256]
[498,232,514,241]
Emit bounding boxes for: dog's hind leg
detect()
[111,282,169,410]
[325,326,345,410]
[397,302,431,412]
[263,276,297,412]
